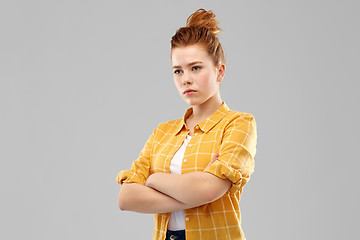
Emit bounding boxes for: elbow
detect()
[118,194,126,211]
[118,196,127,211]
[117,187,129,211]
[118,204,127,211]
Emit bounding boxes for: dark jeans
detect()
[165,230,186,240]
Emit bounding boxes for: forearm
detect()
[118,183,198,214]
[145,172,231,206]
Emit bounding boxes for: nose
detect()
[182,71,192,85]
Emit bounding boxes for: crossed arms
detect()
[117,114,256,214]
[117,154,232,214]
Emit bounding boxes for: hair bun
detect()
[186,8,221,36]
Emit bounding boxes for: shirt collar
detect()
[173,101,230,135]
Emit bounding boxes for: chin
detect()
[184,99,203,106]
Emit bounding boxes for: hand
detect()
[205,153,219,169]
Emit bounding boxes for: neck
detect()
[191,94,222,121]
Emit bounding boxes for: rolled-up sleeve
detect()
[204,113,257,193]
[115,128,156,185]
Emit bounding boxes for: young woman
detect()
[115,8,257,240]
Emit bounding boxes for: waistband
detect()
[166,229,186,240]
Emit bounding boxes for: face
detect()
[171,45,225,107]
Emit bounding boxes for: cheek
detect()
[198,72,213,87]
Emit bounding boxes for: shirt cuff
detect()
[204,160,244,193]
[115,170,146,185]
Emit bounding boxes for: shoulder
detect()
[224,109,256,126]
[219,108,257,137]
[153,118,183,135]
[221,109,257,152]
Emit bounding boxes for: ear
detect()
[216,63,226,83]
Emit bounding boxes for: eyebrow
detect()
[172,61,203,69]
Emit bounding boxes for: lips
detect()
[183,89,197,94]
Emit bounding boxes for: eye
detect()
[173,69,182,74]
[192,66,201,71]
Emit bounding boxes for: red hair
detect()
[171,9,226,66]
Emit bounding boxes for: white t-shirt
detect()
[167,134,192,231]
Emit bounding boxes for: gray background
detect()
[1,0,359,239]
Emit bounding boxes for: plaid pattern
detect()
[115,102,257,240]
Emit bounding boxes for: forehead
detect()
[171,45,212,66]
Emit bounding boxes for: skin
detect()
[118,154,219,214]
[118,182,198,214]
[118,44,231,213]
[172,44,226,135]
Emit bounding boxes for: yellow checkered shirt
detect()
[115,102,257,240]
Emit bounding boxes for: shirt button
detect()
[185,217,189,221]
[194,133,198,136]
[183,159,187,163]
[188,144,192,147]
[195,125,199,129]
